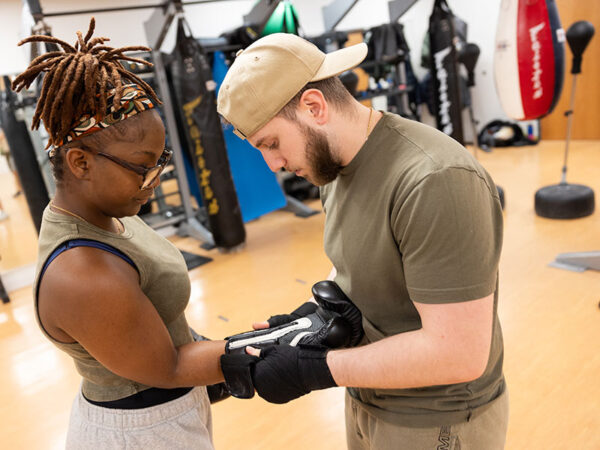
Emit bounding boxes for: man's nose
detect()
[262,152,285,172]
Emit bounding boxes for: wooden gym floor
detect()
[0,139,599,449]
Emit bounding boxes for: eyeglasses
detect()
[84,147,173,190]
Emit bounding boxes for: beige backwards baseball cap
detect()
[217,33,367,140]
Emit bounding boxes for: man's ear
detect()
[298,89,329,126]
[64,147,93,180]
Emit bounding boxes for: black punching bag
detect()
[170,18,245,249]
[567,21,595,74]
[0,77,49,233]
[458,43,480,88]
[428,0,464,144]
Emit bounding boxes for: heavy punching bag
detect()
[494,0,565,120]
[170,18,245,250]
[428,0,464,144]
[0,76,49,234]
[534,21,595,219]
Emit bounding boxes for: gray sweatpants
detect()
[66,387,214,449]
[345,389,509,450]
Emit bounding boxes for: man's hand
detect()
[220,344,337,403]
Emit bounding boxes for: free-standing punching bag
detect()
[458,43,505,210]
[494,0,565,120]
[0,76,49,234]
[339,70,359,97]
[534,21,595,219]
[428,0,464,144]
[458,43,480,153]
[170,18,245,249]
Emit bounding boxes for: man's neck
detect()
[332,103,383,166]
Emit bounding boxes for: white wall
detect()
[0,0,254,74]
[0,0,514,137]
[0,0,31,76]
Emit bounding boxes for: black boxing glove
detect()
[219,343,336,403]
[220,352,259,399]
[312,281,364,347]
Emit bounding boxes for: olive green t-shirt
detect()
[33,207,194,402]
[320,112,505,427]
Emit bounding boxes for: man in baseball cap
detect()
[218,33,508,450]
[218,32,372,186]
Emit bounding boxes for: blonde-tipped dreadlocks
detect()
[11,17,161,148]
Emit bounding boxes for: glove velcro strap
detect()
[293,301,319,317]
[220,353,259,399]
[267,302,318,328]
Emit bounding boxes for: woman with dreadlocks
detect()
[13,18,222,448]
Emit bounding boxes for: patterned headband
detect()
[50,83,156,156]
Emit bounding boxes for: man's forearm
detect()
[326,327,489,390]
[327,294,494,389]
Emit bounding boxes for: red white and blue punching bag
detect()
[494,0,565,120]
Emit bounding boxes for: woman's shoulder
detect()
[37,243,142,344]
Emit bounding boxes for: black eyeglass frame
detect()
[79,146,173,190]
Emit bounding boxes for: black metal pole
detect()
[25,0,44,21]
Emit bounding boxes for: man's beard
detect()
[299,123,343,186]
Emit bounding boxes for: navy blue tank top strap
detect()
[39,239,137,282]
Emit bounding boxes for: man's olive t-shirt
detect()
[320,112,505,427]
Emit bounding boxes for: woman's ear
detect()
[64,147,92,181]
[299,89,329,126]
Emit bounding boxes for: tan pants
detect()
[345,389,509,450]
[66,387,214,450]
